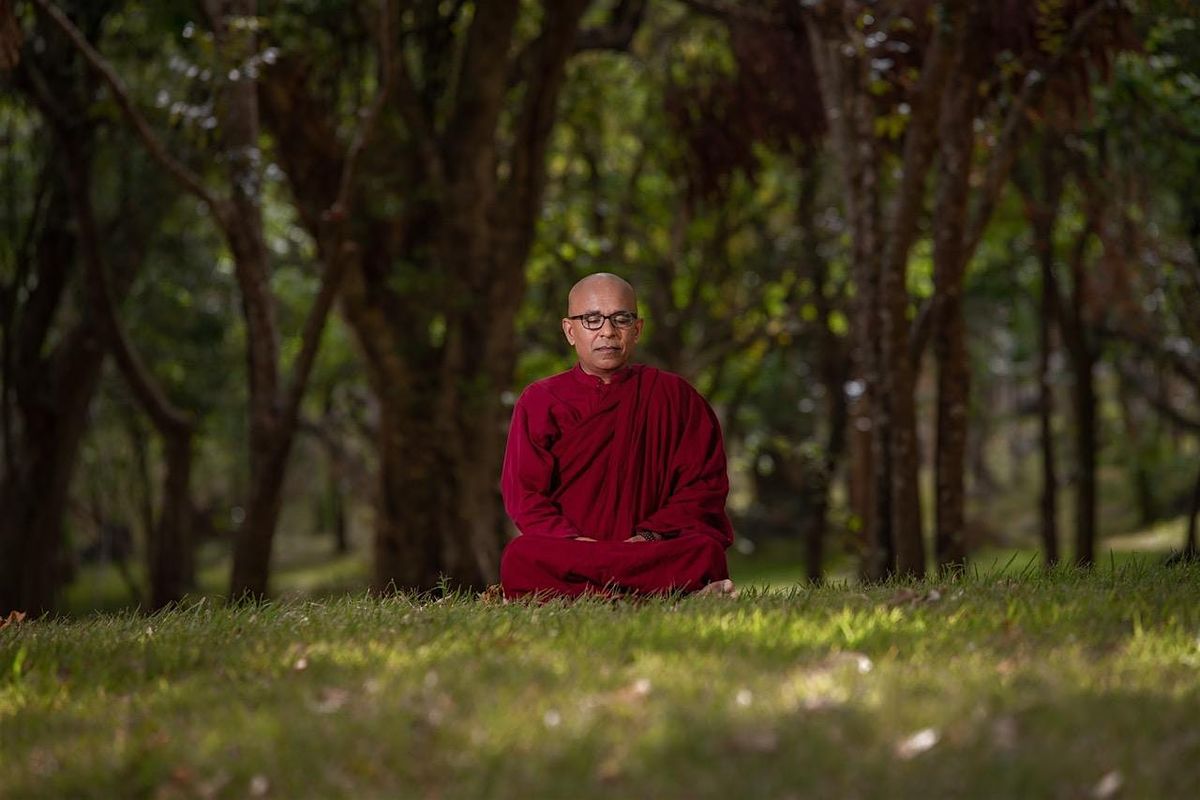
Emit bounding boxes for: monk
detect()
[499,272,736,599]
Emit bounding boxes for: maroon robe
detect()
[500,363,733,598]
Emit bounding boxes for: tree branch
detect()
[1115,361,1200,433]
[962,0,1118,257]
[574,0,647,53]
[49,126,194,440]
[31,0,228,224]
[674,0,785,27]
[278,0,397,449]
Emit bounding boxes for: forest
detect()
[2,0,1199,615]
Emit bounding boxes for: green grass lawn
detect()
[4,561,1199,799]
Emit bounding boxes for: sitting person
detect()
[499,272,736,599]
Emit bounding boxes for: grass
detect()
[4,561,1200,799]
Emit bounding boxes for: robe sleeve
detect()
[501,388,584,539]
[634,387,734,547]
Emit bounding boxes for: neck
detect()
[578,362,629,384]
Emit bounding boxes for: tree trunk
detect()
[1036,222,1060,567]
[0,334,106,615]
[1017,143,1064,567]
[1059,215,1099,568]
[206,0,287,600]
[1115,378,1156,526]
[799,152,849,584]
[1184,460,1200,558]
[149,435,194,608]
[803,3,966,579]
[803,19,890,580]
[1072,345,1098,567]
[930,11,983,572]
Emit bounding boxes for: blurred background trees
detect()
[2,0,1198,614]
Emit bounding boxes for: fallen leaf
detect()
[313,687,349,714]
[1,610,26,630]
[895,727,940,759]
[479,584,505,605]
[249,774,270,797]
[1091,770,1123,799]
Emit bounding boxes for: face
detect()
[562,279,644,382]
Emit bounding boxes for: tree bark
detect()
[802,14,889,580]
[797,152,848,584]
[1056,213,1100,567]
[876,2,966,579]
[1185,460,1200,558]
[1016,143,1064,567]
[929,7,984,572]
[802,2,967,579]
[0,11,116,615]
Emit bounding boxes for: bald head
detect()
[562,272,643,382]
[567,273,637,316]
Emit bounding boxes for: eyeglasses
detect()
[567,311,639,331]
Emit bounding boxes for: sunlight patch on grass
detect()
[6,565,1200,798]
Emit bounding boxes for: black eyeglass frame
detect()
[566,311,640,331]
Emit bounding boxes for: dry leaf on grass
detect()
[313,687,350,714]
[1,610,27,630]
[249,774,270,797]
[894,727,940,759]
[479,584,505,605]
[1091,770,1123,799]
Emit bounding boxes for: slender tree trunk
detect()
[1036,227,1060,567]
[0,341,105,615]
[1115,378,1156,526]
[798,152,848,584]
[930,30,978,572]
[1058,213,1099,568]
[804,19,889,579]
[1184,460,1200,558]
[1017,144,1064,567]
[1072,345,1098,566]
[206,0,287,599]
[150,436,194,607]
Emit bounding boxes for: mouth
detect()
[594,346,621,354]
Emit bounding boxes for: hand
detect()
[574,536,597,542]
[625,531,660,543]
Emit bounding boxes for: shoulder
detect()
[513,368,576,417]
[638,366,707,404]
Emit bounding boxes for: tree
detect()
[0,0,133,614]
[33,0,384,598]
[259,0,643,591]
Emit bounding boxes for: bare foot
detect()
[695,578,737,598]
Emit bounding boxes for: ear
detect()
[632,318,644,341]
[562,318,576,345]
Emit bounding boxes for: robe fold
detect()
[500,363,733,598]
